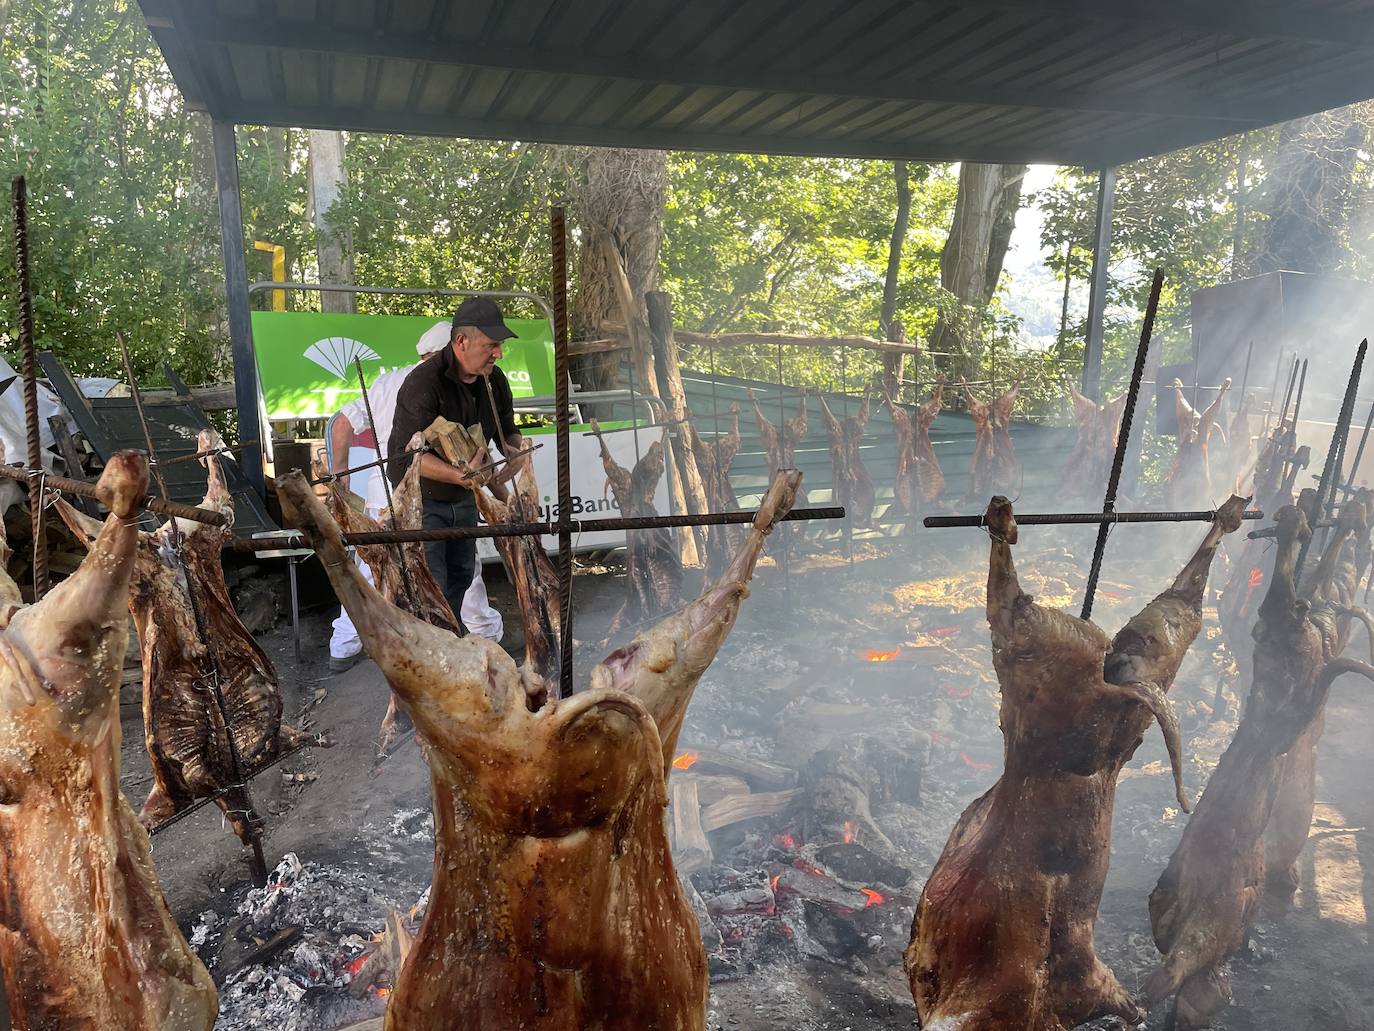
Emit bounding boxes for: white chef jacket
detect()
[339,363,416,513]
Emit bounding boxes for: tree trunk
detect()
[929,163,1026,379]
[1057,239,1073,353]
[309,129,357,314]
[571,148,667,399]
[1251,110,1364,275]
[880,160,911,338]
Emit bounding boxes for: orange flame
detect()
[770,873,781,893]
[842,820,857,844]
[774,832,798,849]
[671,751,699,770]
[862,647,902,662]
[960,752,994,772]
[374,987,391,998]
[344,952,369,978]
[1248,567,1264,589]
[861,888,885,908]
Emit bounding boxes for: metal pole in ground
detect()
[11,177,47,600]
[551,206,574,698]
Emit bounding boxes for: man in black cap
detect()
[387,297,530,629]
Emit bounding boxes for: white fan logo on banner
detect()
[304,337,379,378]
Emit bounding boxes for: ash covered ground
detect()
[127,522,1374,1030]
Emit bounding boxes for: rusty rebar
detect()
[236,505,846,552]
[160,439,262,467]
[1296,339,1366,582]
[308,442,433,486]
[0,463,228,525]
[551,205,573,698]
[12,176,47,599]
[1081,267,1164,621]
[116,332,169,501]
[925,508,1263,530]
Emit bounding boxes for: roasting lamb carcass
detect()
[962,375,1023,501]
[1165,378,1231,510]
[693,402,744,577]
[589,420,682,633]
[1061,378,1127,500]
[1144,496,1374,1027]
[906,493,1246,1030]
[885,378,946,520]
[818,393,876,528]
[0,452,218,1030]
[275,467,802,1031]
[54,430,317,844]
[471,462,562,702]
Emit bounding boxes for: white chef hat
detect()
[416,320,453,356]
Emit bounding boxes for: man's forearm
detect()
[419,451,468,486]
[330,419,355,470]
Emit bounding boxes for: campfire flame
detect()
[861,888,885,908]
[861,647,902,662]
[373,987,391,998]
[842,820,857,844]
[773,832,797,849]
[671,751,700,770]
[770,873,780,893]
[1248,567,1264,589]
[344,952,369,978]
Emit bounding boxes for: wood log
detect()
[682,747,798,791]
[700,788,802,832]
[599,236,699,566]
[670,778,713,874]
[646,291,711,560]
[680,772,750,806]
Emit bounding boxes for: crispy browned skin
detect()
[55,432,312,844]
[1061,378,1127,500]
[962,374,1024,501]
[1145,495,1374,1027]
[472,463,562,701]
[0,453,218,1030]
[589,422,682,633]
[1166,378,1232,509]
[320,435,460,760]
[905,494,1246,1030]
[276,469,801,1031]
[818,394,875,528]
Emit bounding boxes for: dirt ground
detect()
[129,524,1374,1031]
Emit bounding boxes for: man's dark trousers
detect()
[421,496,477,631]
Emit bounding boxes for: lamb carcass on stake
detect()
[1165,377,1231,509]
[319,432,462,760]
[276,466,802,1031]
[883,377,946,521]
[817,393,875,528]
[590,419,682,633]
[1061,378,1127,499]
[906,493,1247,1031]
[471,461,562,702]
[55,430,318,844]
[1145,493,1374,1028]
[0,452,218,1030]
[962,373,1024,501]
[692,401,743,576]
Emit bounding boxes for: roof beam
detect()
[175,12,1270,124]
[962,0,1374,50]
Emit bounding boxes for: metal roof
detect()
[140,0,1374,167]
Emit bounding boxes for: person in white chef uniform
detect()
[326,319,503,672]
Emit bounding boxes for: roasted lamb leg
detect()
[54,430,316,846]
[818,394,875,528]
[906,493,1246,1031]
[0,452,218,1030]
[275,469,800,1030]
[1144,498,1374,1028]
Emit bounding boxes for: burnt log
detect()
[677,747,798,792]
[906,493,1246,1030]
[803,735,922,881]
[671,778,713,874]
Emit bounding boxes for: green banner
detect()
[251,311,555,419]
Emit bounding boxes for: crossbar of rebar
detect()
[160,439,262,467]
[0,463,228,525]
[148,740,313,836]
[309,442,433,485]
[234,505,846,552]
[925,508,1263,529]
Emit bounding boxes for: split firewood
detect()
[0,453,218,1029]
[277,465,803,1030]
[700,789,803,833]
[818,393,876,528]
[680,772,750,805]
[670,778,713,874]
[421,415,490,482]
[348,911,413,999]
[906,492,1247,1030]
[678,747,799,791]
[1145,492,1374,1028]
[54,430,323,845]
[589,419,682,633]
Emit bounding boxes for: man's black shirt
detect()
[387,346,518,502]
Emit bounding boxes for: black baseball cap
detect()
[453,297,517,341]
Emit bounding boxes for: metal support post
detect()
[1081,167,1116,401]
[211,119,266,497]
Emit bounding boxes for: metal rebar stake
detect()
[353,356,420,614]
[11,177,47,599]
[1296,339,1367,582]
[552,206,574,698]
[1081,267,1165,621]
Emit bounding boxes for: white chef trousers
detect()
[329,553,503,659]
